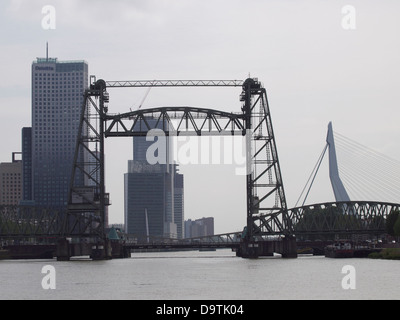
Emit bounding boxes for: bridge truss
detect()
[1,201,399,241]
[66,77,291,247]
[289,201,400,239]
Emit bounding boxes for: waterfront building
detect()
[124,120,184,239]
[124,162,184,239]
[184,217,214,238]
[0,153,23,206]
[25,55,88,208]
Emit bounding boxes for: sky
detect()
[1,0,399,234]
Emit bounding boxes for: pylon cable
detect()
[295,143,328,207]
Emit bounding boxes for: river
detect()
[0,249,399,300]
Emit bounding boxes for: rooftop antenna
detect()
[46,42,49,61]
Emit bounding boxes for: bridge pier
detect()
[56,238,71,261]
[280,236,298,258]
[56,238,114,261]
[237,237,298,259]
[111,242,131,259]
[90,240,112,260]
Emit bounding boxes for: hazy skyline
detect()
[1,0,400,234]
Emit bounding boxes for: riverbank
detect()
[369,248,400,260]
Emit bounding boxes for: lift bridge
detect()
[1,77,400,260]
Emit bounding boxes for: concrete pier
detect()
[90,240,112,260]
[56,238,71,261]
[236,237,298,259]
[56,238,115,261]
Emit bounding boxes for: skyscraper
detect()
[124,119,184,239]
[124,162,184,239]
[184,217,214,238]
[28,55,88,208]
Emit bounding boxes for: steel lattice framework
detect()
[105,79,244,88]
[104,106,246,137]
[289,201,400,237]
[64,77,292,242]
[1,201,399,239]
[0,205,65,238]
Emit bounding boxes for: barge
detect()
[325,241,354,258]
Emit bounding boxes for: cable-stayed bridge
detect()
[296,122,400,206]
[1,78,399,260]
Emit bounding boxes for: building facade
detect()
[184,217,214,238]
[124,162,184,239]
[27,57,88,208]
[0,153,23,206]
[21,127,33,204]
[124,120,184,239]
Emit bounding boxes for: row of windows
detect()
[34,112,80,117]
[35,115,79,119]
[34,87,83,91]
[1,192,22,199]
[35,92,83,96]
[34,93,83,98]
[1,179,21,184]
[34,71,85,77]
[35,78,84,82]
[1,173,21,177]
[34,84,84,89]
[34,102,82,106]
[1,189,21,194]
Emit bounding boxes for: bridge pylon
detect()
[56,77,112,261]
[236,78,297,258]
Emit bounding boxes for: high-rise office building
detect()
[0,153,23,206]
[184,217,214,238]
[28,55,88,208]
[124,119,184,239]
[124,162,184,239]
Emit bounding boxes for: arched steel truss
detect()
[289,201,400,237]
[104,106,246,137]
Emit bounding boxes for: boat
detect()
[325,241,354,258]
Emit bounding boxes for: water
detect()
[0,249,399,300]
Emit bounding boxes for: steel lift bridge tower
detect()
[62,77,297,259]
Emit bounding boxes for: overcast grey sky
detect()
[1,0,399,234]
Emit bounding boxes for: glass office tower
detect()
[30,57,88,208]
[124,119,184,239]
